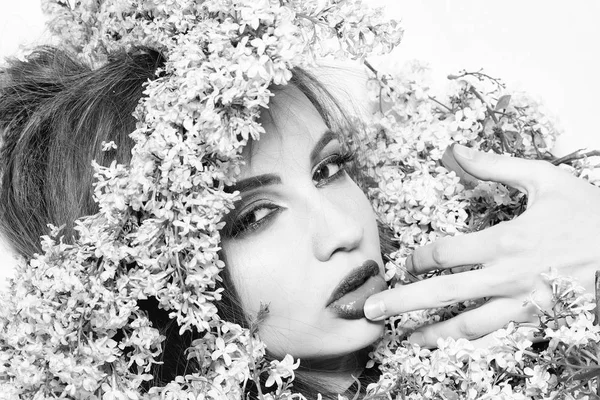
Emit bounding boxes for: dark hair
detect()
[0,47,391,398]
[0,46,165,257]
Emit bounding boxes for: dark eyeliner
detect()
[313,149,356,188]
[227,201,280,238]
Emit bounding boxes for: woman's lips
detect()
[326,260,387,320]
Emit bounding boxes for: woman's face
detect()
[221,86,386,359]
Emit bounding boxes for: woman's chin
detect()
[263,316,385,361]
[325,316,386,356]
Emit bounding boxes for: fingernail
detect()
[408,331,426,346]
[453,144,474,160]
[364,299,386,321]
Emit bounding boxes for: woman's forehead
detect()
[243,86,330,161]
[262,84,323,127]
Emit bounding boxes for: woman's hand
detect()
[364,144,600,347]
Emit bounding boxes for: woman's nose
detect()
[310,193,364,262]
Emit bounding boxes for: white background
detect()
[1,1,600,284]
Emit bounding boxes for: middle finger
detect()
[408,221,530,274]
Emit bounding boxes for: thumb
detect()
[441,145,479,187]
[443,144,550,194]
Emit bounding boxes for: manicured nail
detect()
[408,331,425,346]
[364,299,386,321]
[453,144,474,160]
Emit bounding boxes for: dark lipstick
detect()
[326,260,387,319]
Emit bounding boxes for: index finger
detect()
[408,222,518,274]
[448,144,554,195]
[363,267,511,321]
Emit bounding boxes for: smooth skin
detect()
[364,144,600,347]
[221,86,385,362]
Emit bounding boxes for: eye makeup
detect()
[231,203,281,237]
[222,193,283,238]
[312,149,356,188]
[223,134,357,239]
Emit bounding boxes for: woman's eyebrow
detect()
[309,130,337,165]
[226,174,282,193]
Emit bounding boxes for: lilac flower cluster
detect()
[2,1,600,399]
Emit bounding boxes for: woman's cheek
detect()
[223,241,292,316]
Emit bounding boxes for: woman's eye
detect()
[312,152,354,186]
[313,162,342,182]
[228,203,280,238]
[243,207,273,226]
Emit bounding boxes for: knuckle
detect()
[435,283,459,306]
[457,319,481,339]
[412,328,438,348]
[409,251,425,273]
[430,240,451,268]
[421,330,438,347]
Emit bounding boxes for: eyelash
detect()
[226,201,281,238]
[226,149,356,238]
[312,149,356,188]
